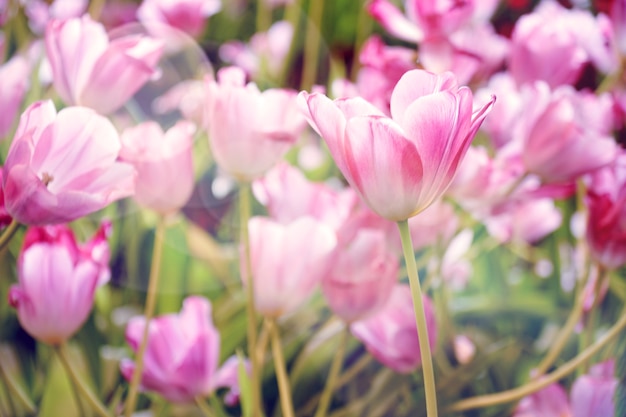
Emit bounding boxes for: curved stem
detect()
[397,220,438,417]
[300,0,325,90]
[314,325,349,417]
[0,357,36,415]
[124,217,166,417]
[0,219,20,252]
[55,344,112,417]
[268,319,295,417]
[195,396,217,417]
[445,309,626,413]
[239,182,263,417]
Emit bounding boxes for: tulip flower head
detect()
[8,222,111,345]
[121,296,220,403]
[299,69,495,221]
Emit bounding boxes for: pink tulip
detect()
[252,162,356,230]
[24,0,87,34]
[45,14,163,115]
[321,229,398,323]
[8,222,111,344]
[137,0,221,38]
[611,0,626,54]
[120,296,220,403]
[205,66,307,181]
[350,284,437,373]
[0,170,12,228]
[513,383,571,417]
[212,355,251,407]
[245,216,337,318]
[2,100,135,225]
[585,151,626,270]
[571,360,617,417]
[509,1,617,88]
[119,121,195,215]
[517,83,617,184]
[299,69,495,221]
[408,199,458,251]
[0,56,30,140]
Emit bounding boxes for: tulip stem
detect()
[0,219,20,252]
[0,355,36,415]
[445,308,626,413]
[268,319,295,417]
[314,325,349,417]
[195,396,217,417]
[55,344,112,417]
[239,182,263,417]
[397,219,438,417]
[124,216,166,417]
[256,0,271,33]
[300,0,324,90]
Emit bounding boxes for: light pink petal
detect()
[390,69,458,122]
[367,0,423,43]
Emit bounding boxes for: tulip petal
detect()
[367,0,424,43]
[390,70,458,122]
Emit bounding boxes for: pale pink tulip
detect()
[299,69,495,221]
[408,199,458,251]
[25,0,87,34]
[137,0,221,38]
[245,216,337,318]
[484,198,562,244]
[2,100,136,225]
[509,1,617,88]
[517,83,617,183]
[321,229,398,323]
[119,121,195,215]
[45,14,163,114]
[252,162,356,230]
[8,222,111,344]
[571,360,617,417]
[0,56,30,139]
[585,151,626,270]
[513,383,571,417]
[120,296,220,403]
[205,66,307,181]
[350,284,437,374]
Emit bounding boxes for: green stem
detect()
[124,217,166,417]
[278,0,302,86]
[445,308,626,413]
[66,363,88,417]
[268,319,295,417]
[195,396,217,417]
[0,219,20,252]
[55,344,112,417]
[396,220,438,417]
[0,367,15,417]
[88,0,106,21]
[256,0,271,33]
[314,326,349,417]
[239,183,263,417]
[349,0,373,81]
[300,0,325,90]
[0,358,36,415]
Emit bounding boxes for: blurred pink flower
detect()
[408,199,458,251]
[2,101,136,225]
[299,69,494,221]
[45,14,163,114]
[245,216,337,318]
[571,360,617,417]
[517,83,617,184]
[350,284,437,374]
[205,66,307,181]
[121,296,220,403]
[0,56,30,140]
[119,121,196,215]
[24,0,87,34]
[0,170,12,228]
[509,1,617,88]
[513,383,571,417]
[611,0,626,54]
[137,0,220,38]
[211,355,251,407]
[8,222,111,344]
[585,151,626,270]
[321,229,398,323]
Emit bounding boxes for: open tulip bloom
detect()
[299,69,495,222]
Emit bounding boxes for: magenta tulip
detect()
[8,222,111,344]
[2,100,135,225]
[244,216,337,318]
[350,284,437,373]
[321,229,399,323]
[205,66,307,181]
[120,296,220,403]
[119,121,195,215]
[299,69,494,221]
[45,14,163,114]
[137,0,221,38]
